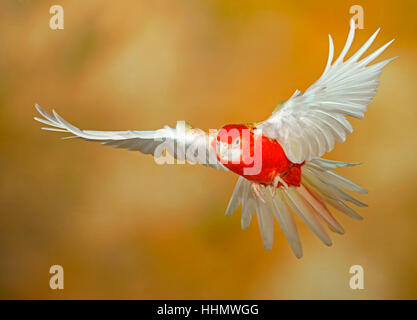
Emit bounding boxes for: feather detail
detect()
[225,156,366,257]
[34,104,227,170]
[259,20,395,163]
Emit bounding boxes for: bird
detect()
[34,20,395,258]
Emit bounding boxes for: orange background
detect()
[1,0,416,299]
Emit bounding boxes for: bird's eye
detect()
[234,138,240,146]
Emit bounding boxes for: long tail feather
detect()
[297,184,344,234]
[283,187,332,246]
[272,191,303,258]
[225,157,367,258]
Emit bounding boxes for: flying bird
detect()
[34,20,395,258]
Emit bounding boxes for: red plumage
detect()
[214,124,303,187]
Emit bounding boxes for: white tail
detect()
[225,158,367,258]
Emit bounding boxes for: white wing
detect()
[259,19,396,163]
[34,104,226,170]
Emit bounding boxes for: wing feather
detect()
[258,20,395,163]
[34,104,226,170]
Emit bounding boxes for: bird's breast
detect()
[217,134,303,186]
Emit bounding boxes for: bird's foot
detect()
[271,174,288,197]
[273,174,288,189]
[251,183,265,203]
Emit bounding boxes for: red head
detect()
[214,124,257,173]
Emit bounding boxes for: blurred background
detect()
[0,0,416,299]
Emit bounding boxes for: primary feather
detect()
[34,104,226,170]
[259,19,396,163]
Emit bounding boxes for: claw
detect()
[251,183,265,203]
[273,174,288,189]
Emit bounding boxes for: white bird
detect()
[35,20,395,258]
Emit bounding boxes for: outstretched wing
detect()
[258,19,396,164]
[34,104,226,170]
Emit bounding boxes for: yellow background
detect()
[1,0,416,299]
